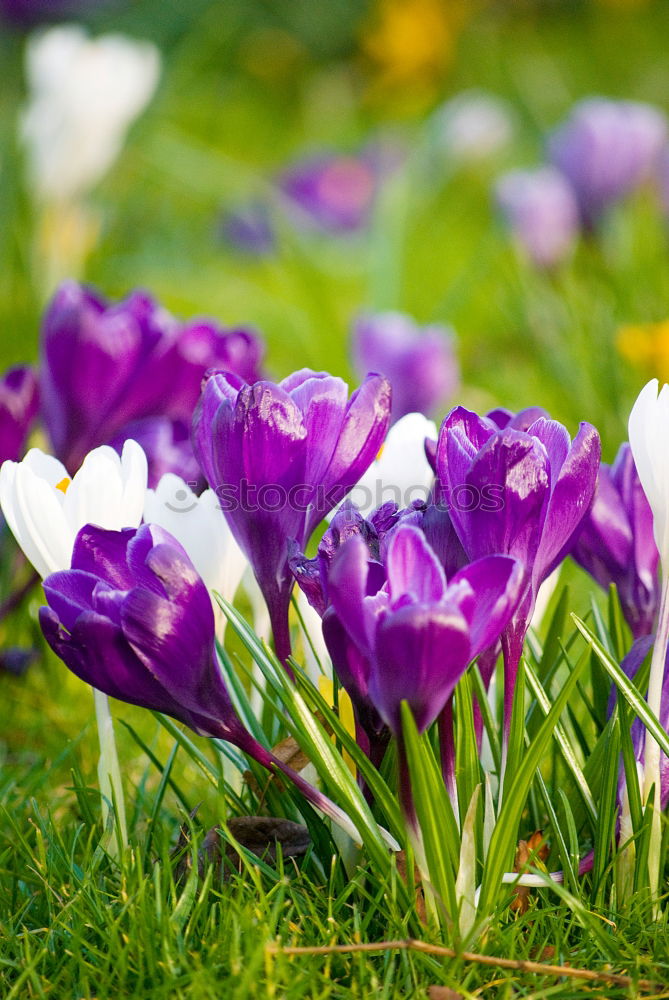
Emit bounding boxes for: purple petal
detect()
[449,429,550,566]
[534,421,601,584]
[306,374,391,535]
[328,536,387,658]
[372,604,471,733]
[71,525,136,589]
[385,525,446,605]
[448,554,524,658]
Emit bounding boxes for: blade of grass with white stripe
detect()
[572,615,669,759]
[401,702,460,932]
[524,659,597,825]
[592,714,620,903]
[454,671,482,825]
[477,646,588,917]
[290,668,405,844]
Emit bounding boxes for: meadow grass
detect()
[3,1,669,995]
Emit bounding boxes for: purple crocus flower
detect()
[351,311,459,423]
[108,417,203,490]
[495,166,580,269]
[290,501,401,763]
[0,365,39,465]
[220,202,275,256]
[436,406,601,737]
[278,154,380,234]
[40,281,264,471]
[193,369,392,664]
[39,522,366,836]
[548,98,668,227]
[326,525,522,818]
[572,443,659,639]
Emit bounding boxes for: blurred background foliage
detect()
[2,0,669,446]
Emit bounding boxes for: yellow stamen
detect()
[55,477,71,494]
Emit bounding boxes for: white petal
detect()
[14,463,73,575]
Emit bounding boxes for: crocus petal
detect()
[71,525,136,589]
[533,421,601,583]
[449,430,550,567]
[385,524,446,605]
[448,554,524,658]
[40,605,181,717]
[372,603,471,733]
[629,379,669,566]
[305,373,392,536]
[328,536,387,658]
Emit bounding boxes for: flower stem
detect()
[93,689,128,854]
[644,573,669,896]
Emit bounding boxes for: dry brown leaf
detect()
[427,987,464,1000]
[244,714,329,800]
[172,816,311,884]
[395,850,427,923]
[510,830,550,914]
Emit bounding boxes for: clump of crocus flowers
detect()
[3,278,669,915]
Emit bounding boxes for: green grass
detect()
[4,0,669,994]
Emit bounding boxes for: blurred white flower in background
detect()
[22,25,161,202]
[435,90,515,164]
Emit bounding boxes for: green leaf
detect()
[572,615,669,759]
[477,646,588,917]
[400,702,459,932]
[524,659,597,825]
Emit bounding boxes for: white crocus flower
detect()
[144,475,248,624]
[331,412,437,521]
[0,440,147,578]
[0,439,147,853]
[628,378,669,897]
[22,26,161,203]
[435,90,515,164]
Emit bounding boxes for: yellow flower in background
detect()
[617,321,669,382]
[360,0,472,108]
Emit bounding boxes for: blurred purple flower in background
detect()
[548,98,667,226]
[495,166,580,269]
[351,311,459,423]
[40,281,264,471]
[278,153,381,234]
[0,0,116,26]
[192,369,391,664]
[220,202,275,257]
[656,146,669,218]
[0,366,39,465]
[572,443,659,638]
